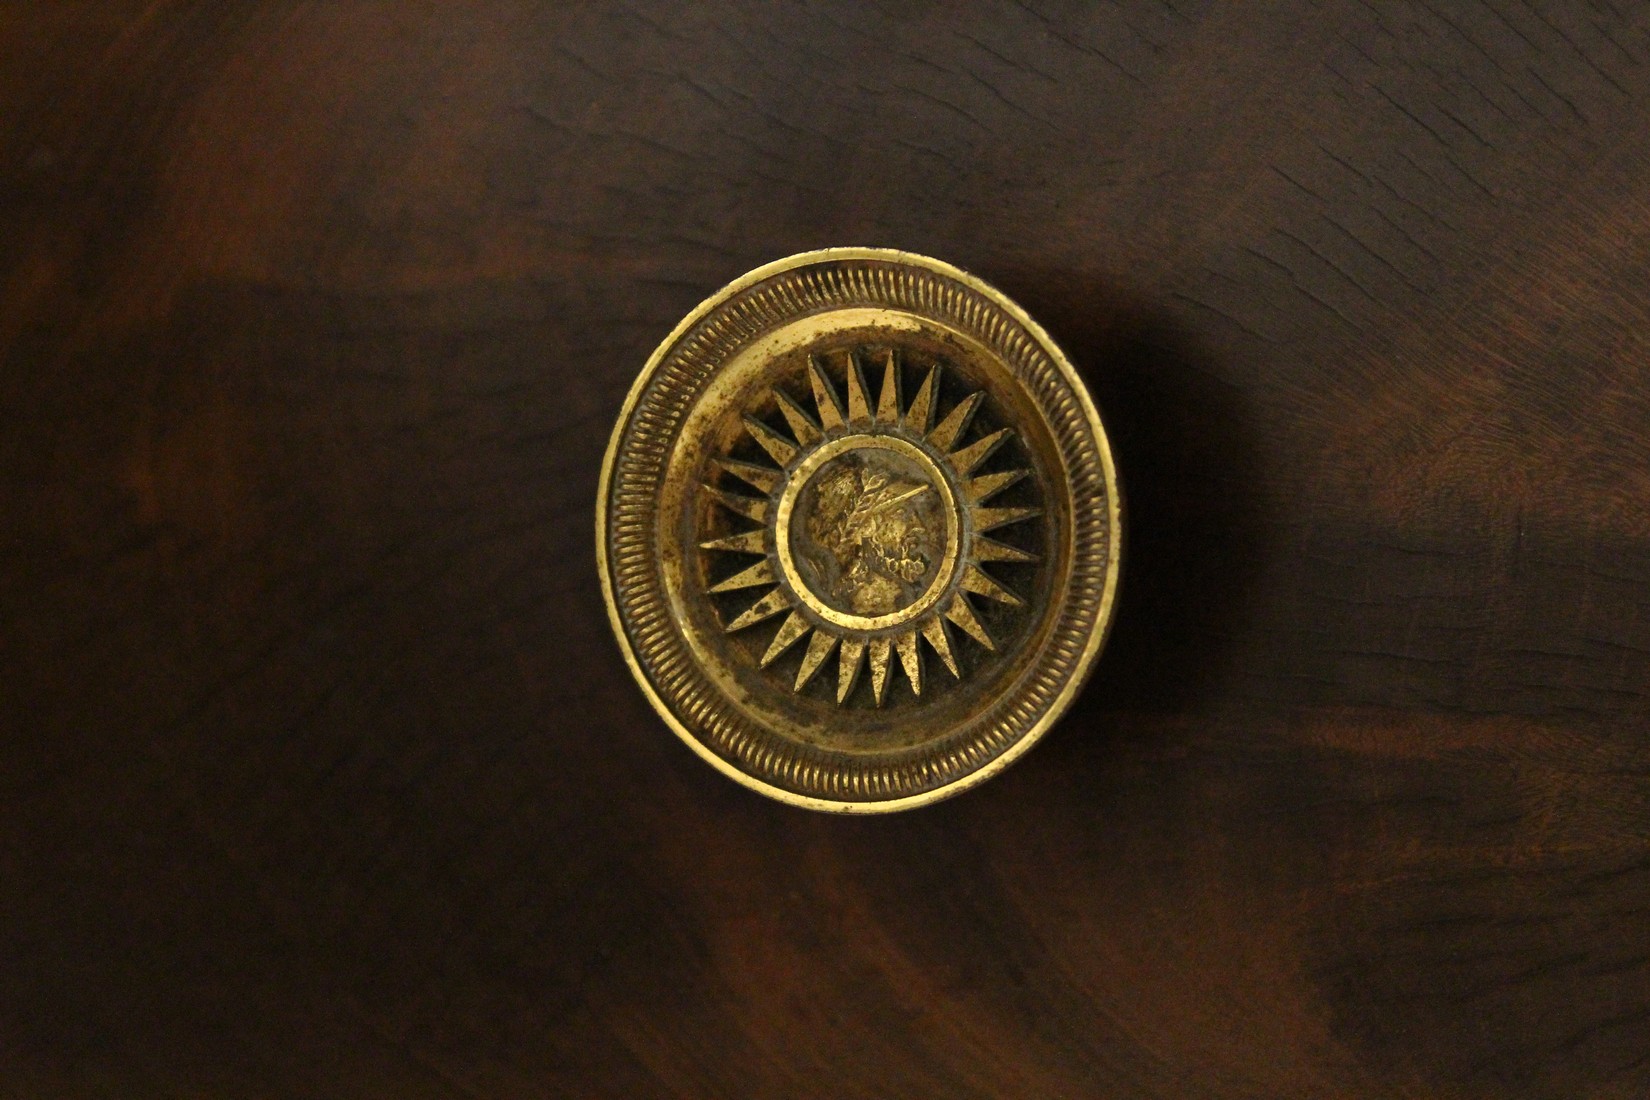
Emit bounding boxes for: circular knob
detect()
[597,249,1122,812]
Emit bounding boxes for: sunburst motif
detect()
[701,349,1040,706]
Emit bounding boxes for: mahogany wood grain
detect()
[4,2,1649,1096]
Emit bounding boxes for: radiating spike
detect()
[895,630,922,696]
[875,349,901,424]
[949,427,1011,475]
[836,638,866,703]
[726,588,792,632]
[717,457,783,494]
[927,391,984,453]
[944,595,995,650]
[743,415,797,466]
[794,630,839,692]
[868,638,892,706]
[708,559,776,593]
[773,389,823,447]
[699,528,767,554]
[760,611,812,667]
[961,564,1023,606]
[843,352,872,425]
[974,506,1041,533]
[809,357,845,431]
[920,617,960,678]
[967,468,1029,503]
[972,535,1038,563]
[707,485,769,523]
[903,366,938,435]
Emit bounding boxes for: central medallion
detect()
[779,435,958,627]
[702,350,1039,707]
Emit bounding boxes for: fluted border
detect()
[597,249,1121,813]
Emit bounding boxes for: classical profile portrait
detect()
[799,455,938,616]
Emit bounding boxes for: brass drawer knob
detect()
[598,249,1122,812]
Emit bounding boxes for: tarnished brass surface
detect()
[598,249,1121,812]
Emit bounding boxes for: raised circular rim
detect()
[596,248,1123,813]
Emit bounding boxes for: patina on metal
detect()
[597,249,1122,812]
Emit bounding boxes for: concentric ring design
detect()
[597,249,1121,812]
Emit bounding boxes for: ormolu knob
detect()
[597,249,1121,812]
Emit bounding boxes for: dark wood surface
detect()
[5,3,1650,1096]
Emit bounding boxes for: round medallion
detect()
[597,249,1122,812]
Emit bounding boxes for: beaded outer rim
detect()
[596,249,1122,813]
